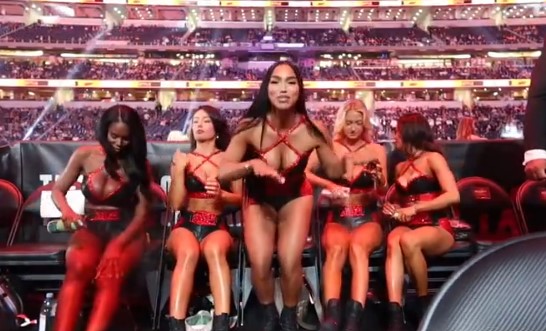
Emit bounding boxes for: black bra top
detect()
[184,151,230,194]
[81,165,139,207]
[333,140,378,190]
[338,169,375,190]
[395,160,441,195]
[245,116,312,187]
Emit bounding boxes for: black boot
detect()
[262,303,280,331]
[416,295,432,321]
[386,302,406,331]
[279,306,298,331]
[168,316,186,331]
[212,313,230,331]
[319,299,341,331]
[342,300,364,331]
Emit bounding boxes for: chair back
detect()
[514,180,546,233]
[456,177,525,242]
[0,180,23,246]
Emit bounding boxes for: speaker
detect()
[418,232,546,331]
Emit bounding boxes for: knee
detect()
[349,242,370,261]
[173,246,200,267]
[202,243,228,264]
[325,244,347,262]
[65,259,97,282]
[249,255,272,281]
[399,233,420,256]
[386,233,402,253]
[278,254,301,278]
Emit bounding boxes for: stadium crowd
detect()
[1,23,544,46]
[0,58,534,81]
[0,103,525,144]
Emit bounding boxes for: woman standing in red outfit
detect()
[52,105,153,331]
[218,61,344,331]
[167,105,242,331]
[306,99,387,331]
[383,113,459,331]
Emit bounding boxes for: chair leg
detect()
[303,266,322,321]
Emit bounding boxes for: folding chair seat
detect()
[0,182,76,287]
[456,177,526,252]
[514,180,546,234]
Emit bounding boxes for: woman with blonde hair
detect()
[456,117,484,140]
[306,99,387,331]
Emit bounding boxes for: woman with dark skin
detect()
[217,61,344,331]
[52,105,152,331]
[382,113,459,331]
[306,99,387,331]
[167,106,242,331]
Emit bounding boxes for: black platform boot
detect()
[416,295,432,321]
[342,300,364,331]
[212,313,230,331]
[319,299,342,331]
[168,317,186,331]
[386,302,406,331]
[279,306,298,331]
[262,303,280,331]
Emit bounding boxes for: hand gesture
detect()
[525,159,546,180]
[250,159,285,183]
[396,206,417,223]
[172,150,188,172]
[327,184,350,204]
[61,210,84,231]
[382,202,398,216]
[204,173,222,200]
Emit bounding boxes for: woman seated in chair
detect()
[217,61,343,331]
[306,99,387,331]
[383,113,459,331]
[52,105,153,331]
[168,105,242,331]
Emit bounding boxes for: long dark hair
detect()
[397,113,443,155]
[96,105,151,199]
[236,60,326,145]
[188,105,231,151]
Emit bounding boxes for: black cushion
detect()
[0,243,66,265]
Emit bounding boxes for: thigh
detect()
[65,229,104,272]
[167,227,201,257]
[387,226,412,245]
[405,226,455,257]
[322,222,351,250]
[351,221,383,251]
[114,234,148,272]
[243,204,276,267]
[201,229,233,256]
[277,196,314,262]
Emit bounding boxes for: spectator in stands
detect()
[306,99,387,331]
[166,130,189,142]
[217,61,343,331]
[51,105,153,331]
[382,113,459,331]
[524,40,546,180]
[167,106,242,331]
[455,117,485,140]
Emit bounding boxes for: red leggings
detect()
[53,229,145,331]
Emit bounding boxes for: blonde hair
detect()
[333,99,373,142]
[456,117,475,140]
